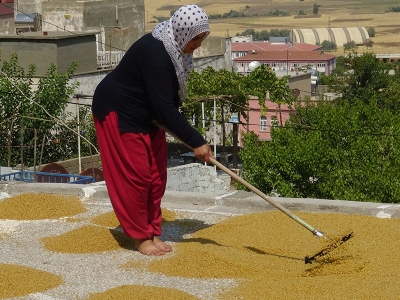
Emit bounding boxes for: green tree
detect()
[185,65,293,152]
[238,53,400,203]
[245,64,293,114]
[327,55,350,79]
[313,3,320,15]
[186,67,248,150]
[367,27,375,37]
[343,41,358,52]
[320,40,337,52]
[235,29,291,41]
[239,97,400,203]
[366,39,374,49]
[327,52,393,106]
[0,53,97,168]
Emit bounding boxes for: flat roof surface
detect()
[0,181,399,299]
[0,31,99,40]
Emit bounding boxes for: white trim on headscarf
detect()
[152,4,210,100]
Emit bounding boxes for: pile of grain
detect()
[0,193,86,220]
[88,285,198,300]
[0,263,62,298]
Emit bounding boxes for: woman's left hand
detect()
[194,143,214,163]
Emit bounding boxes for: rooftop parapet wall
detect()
[167,163,229,195]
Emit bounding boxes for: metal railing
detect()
[0,171,95,184]
[97,51,125,69]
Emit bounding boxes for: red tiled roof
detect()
[234,50,336,62]
[231,42,321,52]
[0,0,14,15]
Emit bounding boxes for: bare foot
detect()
[134,238,165,256]
[153,236,173,252]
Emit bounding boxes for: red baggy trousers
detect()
[93,111,167,239]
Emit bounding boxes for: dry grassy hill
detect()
[144,0,400,55]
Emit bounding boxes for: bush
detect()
[320,40,337,52]
[367,27,375,37]
[344,41,358,52]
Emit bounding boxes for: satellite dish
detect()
[38,162,69,183]
[248,61,261,72]
[80,168,104,182]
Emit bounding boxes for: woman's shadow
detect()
[109,216,221,251]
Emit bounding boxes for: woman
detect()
[92,5,214,256]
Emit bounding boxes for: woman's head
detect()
[170,5,210,53]
[152,4,210,99]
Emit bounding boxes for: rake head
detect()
[305,232,354,264]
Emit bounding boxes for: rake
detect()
[154,120,354,264]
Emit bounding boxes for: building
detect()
[8,0,144,53]
[14,13,42,34]
[231,35,253,43]
[291,27,370,46]
[231,40,322,62]
[0,0,14,34]
[0,31,97,75]
[234,50,336,76]
[239,72,313,144]
[193,36,232,71]
[375,54,400,63]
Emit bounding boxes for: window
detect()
[260,116,267,131]
[235,52,239,57]
[308,63,316,69]
[236,62,244,67]
[3,20,9,27]
[264,62,270,67]
[318,62,326,68]
[272,62,279,68]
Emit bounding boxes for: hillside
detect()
[144,0,400,55]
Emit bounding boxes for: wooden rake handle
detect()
[153,120,324,237]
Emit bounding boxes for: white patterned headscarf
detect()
[152,4,210,100]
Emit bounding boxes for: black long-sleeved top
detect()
[92,33,206,149]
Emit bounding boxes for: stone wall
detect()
[167,163,229,194]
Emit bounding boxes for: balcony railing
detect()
[0,171,95,184]
[97,51,125,69]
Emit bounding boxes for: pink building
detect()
[240,97,292,143]
[238,72,313,145]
